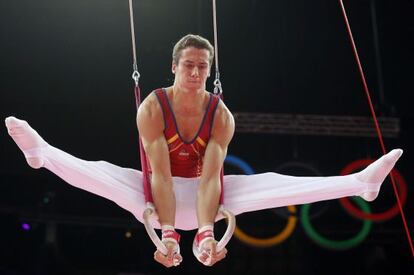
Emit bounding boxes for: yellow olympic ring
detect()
[233,205,298,247]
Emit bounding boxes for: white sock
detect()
[5,116,48,169]
[356,149,403,201]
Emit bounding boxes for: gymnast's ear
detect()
[172,63,176,74]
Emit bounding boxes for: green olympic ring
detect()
[301,197,372,250]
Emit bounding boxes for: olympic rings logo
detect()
[224,154,407,250]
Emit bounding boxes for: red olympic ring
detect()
[339,159,407,222]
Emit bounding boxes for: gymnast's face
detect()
[172,47,211,91]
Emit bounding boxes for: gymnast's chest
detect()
[174,113,204,141]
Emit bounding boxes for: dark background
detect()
[0,0,413,274]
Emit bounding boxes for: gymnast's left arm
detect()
[196,101,235,265]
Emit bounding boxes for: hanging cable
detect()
[212,0,223,96]
[128,0,140,87]
[339,0,413,257]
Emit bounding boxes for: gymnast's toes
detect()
[385,149,403,164]
[5,116,46,169]
[5,116,24,128]
[5,116,29,135]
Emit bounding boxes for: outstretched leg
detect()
[223,149,403,215]
[5,116,146,221]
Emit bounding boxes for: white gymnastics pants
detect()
[5,116,402,230]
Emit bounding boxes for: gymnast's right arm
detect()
[136,94,179,267]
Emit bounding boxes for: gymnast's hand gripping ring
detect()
[142,203,181,266]
[192,205,236,265]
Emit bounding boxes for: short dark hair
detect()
[172,34,214,66]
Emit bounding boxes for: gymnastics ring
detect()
[197,206,236,266]
[142,204,167,252]
[225,155,298,247]
[214,206,236,252]
[233,205,298,247]
[339,159,407,222]
[301,197,372,250]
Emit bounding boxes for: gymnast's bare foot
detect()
[5,116,48,169]
[356,149,403,201]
